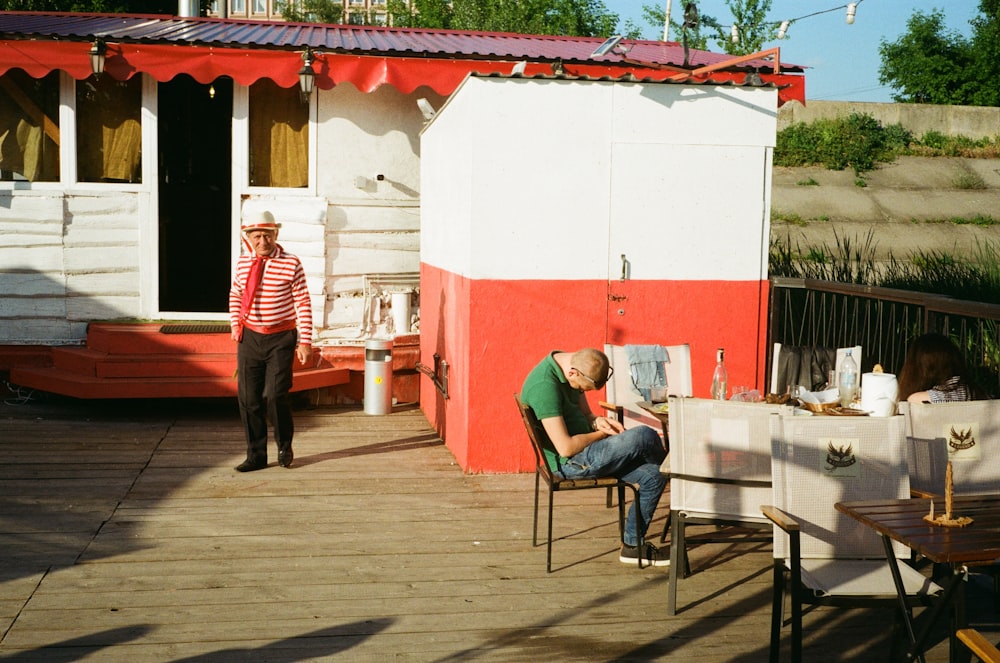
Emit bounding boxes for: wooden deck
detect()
[1,396,997,662]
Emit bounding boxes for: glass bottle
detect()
[838,349,858,407]
[711,348,728,401]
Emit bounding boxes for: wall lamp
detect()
[299,47,317,103]
[89,38,107,78]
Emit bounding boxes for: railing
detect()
[768,277,1000,396]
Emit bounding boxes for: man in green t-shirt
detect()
[520,348,668,567]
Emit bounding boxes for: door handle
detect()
[620,254,628,281]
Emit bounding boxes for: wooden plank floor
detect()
[1,396,997,662]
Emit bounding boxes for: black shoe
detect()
[278,449,293,468]
[619,542,670,567]
[235,458,267,472]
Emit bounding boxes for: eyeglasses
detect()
[572,365,614,389]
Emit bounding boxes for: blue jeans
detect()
[556,426,666,546]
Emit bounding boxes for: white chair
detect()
[665,396,787,615]
[769,343,862,394]
[902,399,1000,497]
[764,413,941,663]
[603,343,691,433]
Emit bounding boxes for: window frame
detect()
[233,80,318,196]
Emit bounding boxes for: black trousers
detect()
[237,328,296,462]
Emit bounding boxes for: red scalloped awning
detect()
[0,39,804,104]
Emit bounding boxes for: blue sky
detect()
[612,0,981,102]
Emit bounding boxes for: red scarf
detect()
[239,255,266,323]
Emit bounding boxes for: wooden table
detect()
[636,400,671,453]
[836,494,1000,662]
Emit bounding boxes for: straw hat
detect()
[241,210,281,236]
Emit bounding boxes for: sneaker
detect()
[619,542,670,567]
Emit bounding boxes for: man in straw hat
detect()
[228,210,313,471]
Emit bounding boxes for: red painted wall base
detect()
[420,263,770,473]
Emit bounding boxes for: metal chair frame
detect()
[664,396,782,615]
[515,394,642,572]
[765,413,939,663]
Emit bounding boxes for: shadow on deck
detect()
[0,396,996,661]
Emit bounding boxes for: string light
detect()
[711,0,863,43]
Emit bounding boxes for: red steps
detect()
[9,323,351,399]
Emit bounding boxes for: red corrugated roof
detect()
[0,11,805,103]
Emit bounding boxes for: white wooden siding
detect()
[1,80,437,345]
[0,191,142,343]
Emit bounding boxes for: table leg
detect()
[949,566,970,663]
[882,535,925,663]
[882,533,969,663]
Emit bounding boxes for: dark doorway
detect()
[158,75,233,313]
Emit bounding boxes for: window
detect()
[252,0,266,14]
[0,69,60,182]
[248,79,308,188]
[76,75,142,183]
[231,0,247,16]
[348,11,366,23]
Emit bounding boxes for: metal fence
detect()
[768,277,1000,396]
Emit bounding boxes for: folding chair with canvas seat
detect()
[514,394,642,572]
[902,399,1000,498]
[902,399,1000,589]
[601,343,692,439]
[769,343,863,394]
[599,343,690,530]
[764,413,941,663]
[664,396,786,615]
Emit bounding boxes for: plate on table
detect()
[826,406,868,416]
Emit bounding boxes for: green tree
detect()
[288,0,619,35]
[277,0,344,23]
[385,0,452,29]
[712,0,774,55]
[639,0,773,54]
[967,0,1000,106]
[878,8,980,104]
[640,1,717,48]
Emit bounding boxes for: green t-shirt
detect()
[520,351,591,472]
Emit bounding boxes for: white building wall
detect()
[311,83,443,339]
[421,77,778,283]
[0,190,142,344]
[0,77,441,346]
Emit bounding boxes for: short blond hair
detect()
[571,348,610,384]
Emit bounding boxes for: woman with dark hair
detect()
[897,333,983,403]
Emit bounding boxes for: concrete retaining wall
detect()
[778,100,1000,140]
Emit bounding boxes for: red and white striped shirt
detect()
[229,244,313,345]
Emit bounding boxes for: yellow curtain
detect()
[249,79,308,188]
[77,76,142,183]
[0,70,59,182]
